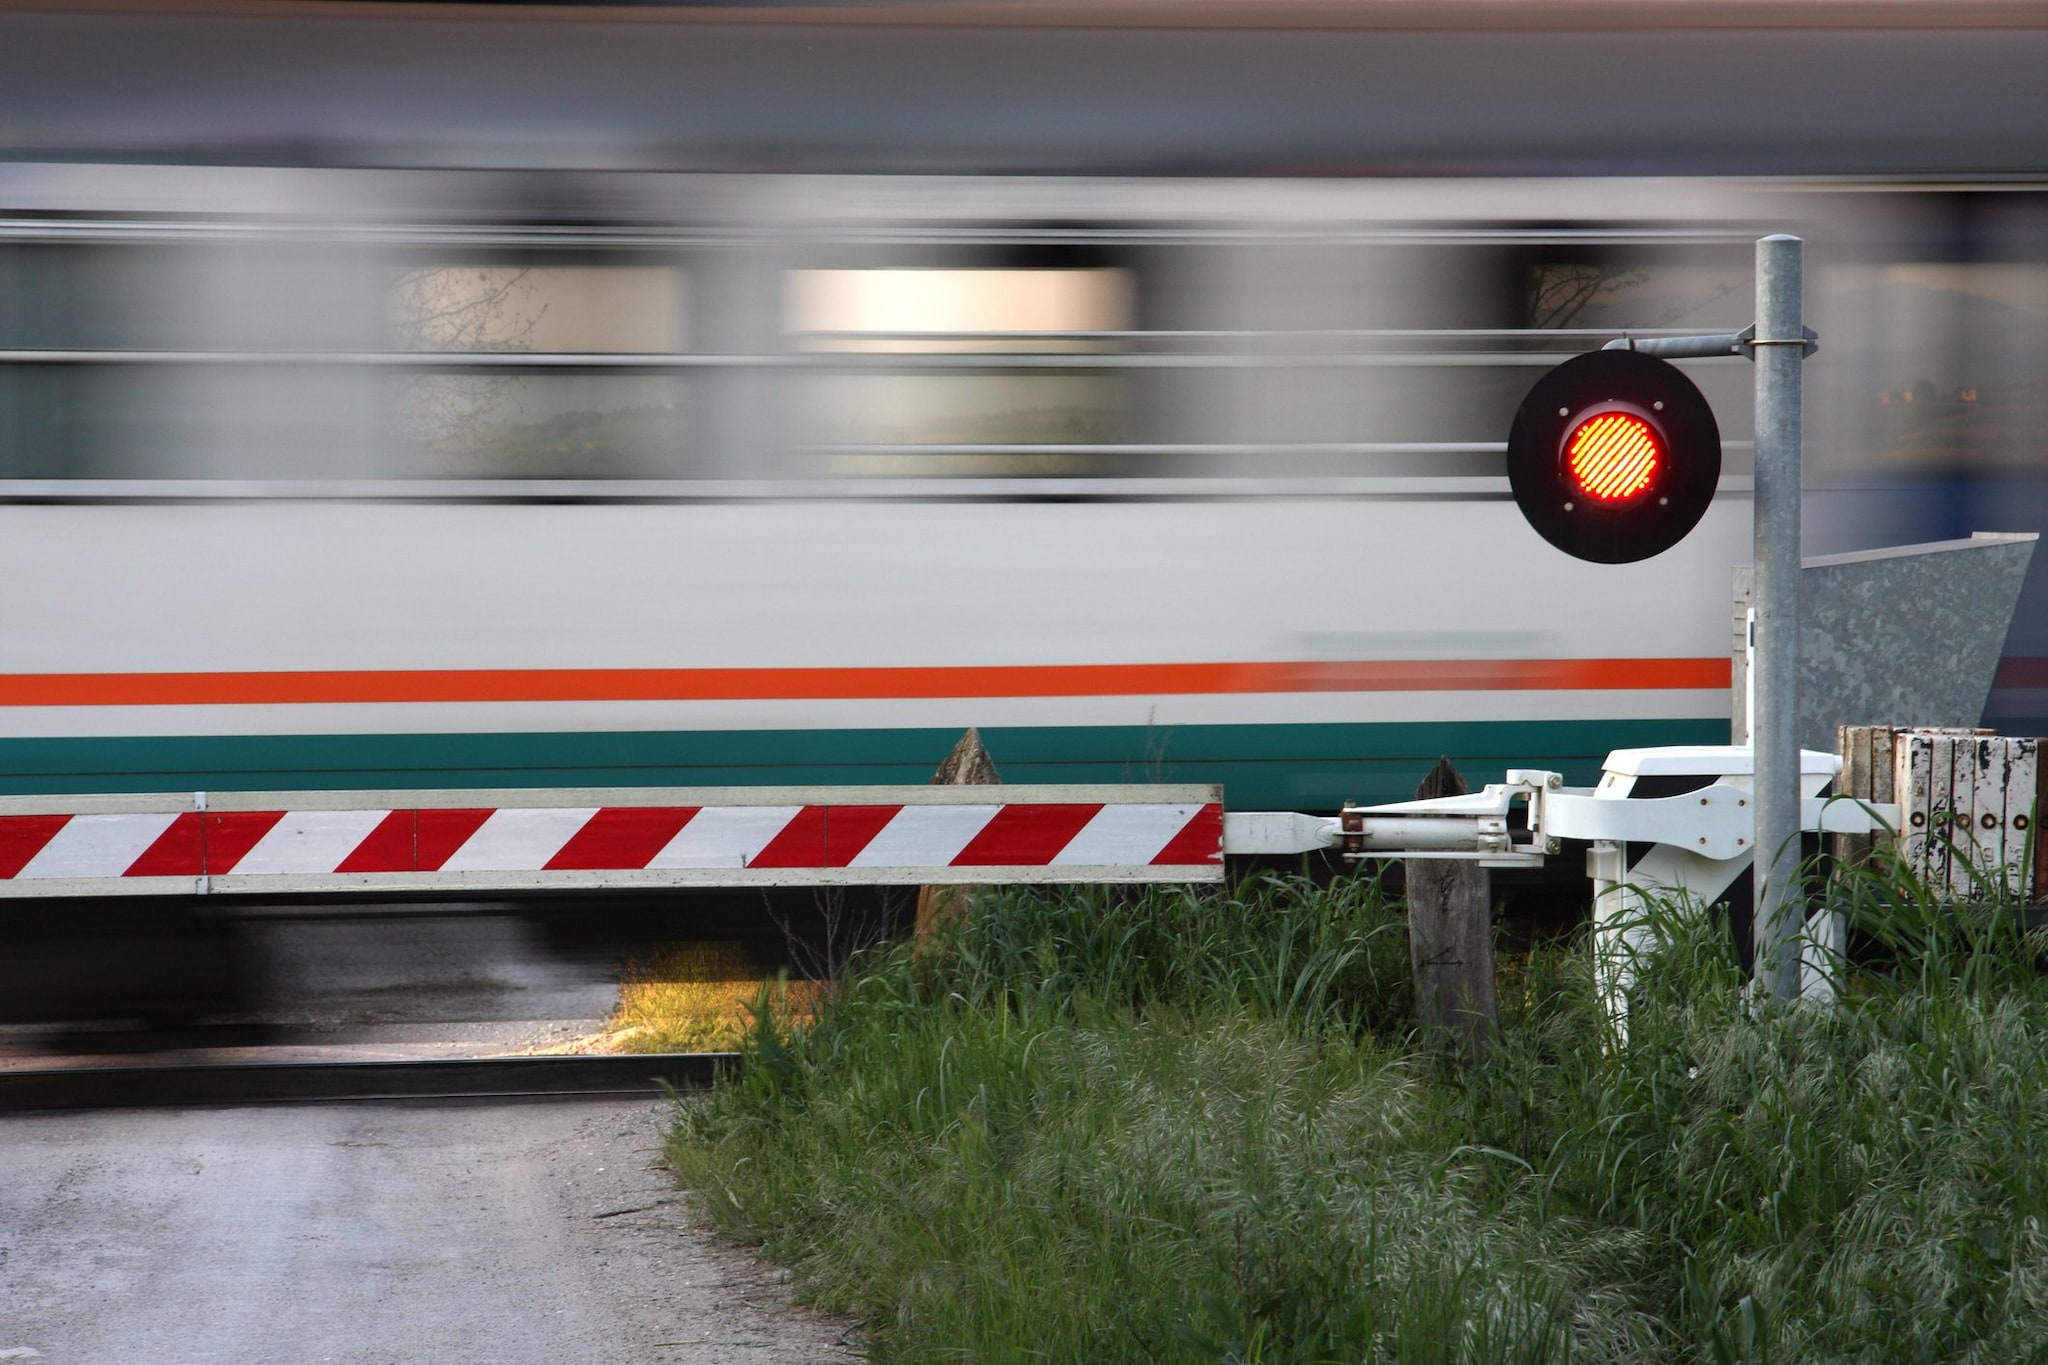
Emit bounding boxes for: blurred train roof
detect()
[10,1,2047,29]
[0,2,2045,179]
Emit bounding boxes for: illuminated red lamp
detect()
[1565,410,1662,502]
[1506,350,1721,564]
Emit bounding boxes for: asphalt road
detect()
[0,1096,861,1364]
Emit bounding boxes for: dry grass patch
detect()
[606,941,823,1053]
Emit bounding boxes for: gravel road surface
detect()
[0,1097,861,1364]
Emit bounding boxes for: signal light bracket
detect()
[1602,323,1818,361]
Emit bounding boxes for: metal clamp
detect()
[1339,800,1365,857]
[1736,322,1820,359]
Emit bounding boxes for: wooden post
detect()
[1838,723,2043,905]
[2036,754,2047,907]
[1405,757,1496,1056]
[913,728,1000,943]
[1833,724,1897,871]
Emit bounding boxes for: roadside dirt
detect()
[0,1096,862,1364]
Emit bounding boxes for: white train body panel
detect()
[0,163,2035,810]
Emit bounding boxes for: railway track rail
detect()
[0,1052,738,1111]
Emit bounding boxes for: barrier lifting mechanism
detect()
[1225,743,1898,1005]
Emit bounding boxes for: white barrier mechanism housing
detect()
[1224,744,1904,1016]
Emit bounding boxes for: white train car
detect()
[4,165,2036,815]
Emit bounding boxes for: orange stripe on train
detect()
[0,658,1730,707]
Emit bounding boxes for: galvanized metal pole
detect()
[1752,234,1805,1001]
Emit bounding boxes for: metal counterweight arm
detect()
[1222,775,1899,864]
[1223,775,1549,865]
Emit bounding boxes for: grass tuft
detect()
[668,866,2048,1362]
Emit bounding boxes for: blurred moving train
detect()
[0,4,2044,820]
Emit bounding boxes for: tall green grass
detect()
[668,867,2048,1362]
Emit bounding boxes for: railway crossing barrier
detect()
[4,733,2038,1036]
[0,785,1226,898]
[0,746,1907,910]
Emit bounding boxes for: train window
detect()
[784,267,1133,476]
[0,246,703,481]
[0,240,398,479]
[1819,261,2048,473]
[390,263,692,478]
[393,265,686,354]
[1523,257,1748,332]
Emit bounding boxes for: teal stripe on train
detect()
[0,719,1728,811]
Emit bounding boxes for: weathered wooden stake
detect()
[1405,757,1496,1056]
[913,728,1001,942]
[1833,724,1899,871]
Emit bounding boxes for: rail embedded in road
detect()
[0,1052,738,1112]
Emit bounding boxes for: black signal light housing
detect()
[1506,348,1722,564]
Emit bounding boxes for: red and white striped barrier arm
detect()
[0,785,1223,896]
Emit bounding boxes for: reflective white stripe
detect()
[648,806,804,869]
[18,812,181,879]
[848,804,1001,868]
[232,809,391,875]
[439,807,600,872]
[1051,804,1201,866]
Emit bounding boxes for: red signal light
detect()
[1505,349,1721,564]
[1565,411,1662,502]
